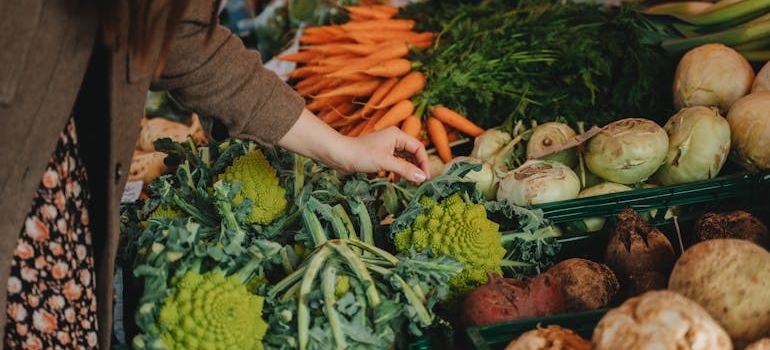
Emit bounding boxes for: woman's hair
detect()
[100,0,221,77]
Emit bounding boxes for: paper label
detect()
[121,180,144,203]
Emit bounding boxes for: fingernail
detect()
[414,172,427,182]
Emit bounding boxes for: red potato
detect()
[460,272,566,327]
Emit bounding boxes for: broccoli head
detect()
[217,149,287,225]
[158,269,268,350]
[393,193,505,298]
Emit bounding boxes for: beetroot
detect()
[460,272,566,327]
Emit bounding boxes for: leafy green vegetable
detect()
[401,0,677,128]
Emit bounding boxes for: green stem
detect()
[366,263,433,327]
[662,17,770,54]
[298,246,333,350]
[321,264,348,349]
[301,207,328,247]
[326,240,381,307]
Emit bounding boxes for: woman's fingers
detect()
[353,126,429,183]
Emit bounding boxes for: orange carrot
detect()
[296,77,345,97]
[430,106,485,137]
[302,25,347,37]
[327,59,412,80]
[319,101,357,124]
[299,33,346,45]
[301,43,373,56]
[346,30,424,45]
[276,50,320,63]
[324,42,411,78]
[340,19,416,32]
[400,115,422,138]
[330,109,366,128]
[287,64,343,79]
[305,94,350,112]
[293,73,325,89]
[359,77,399,117]
[359,108,389,136]
[344,5,399,20]
[346,116,372,137]
[372,70,425,109]
[426,117,453,162]
[313,53,360,66]
[373,99,415,131]
[359,58,413,78]
[311,79,381,99]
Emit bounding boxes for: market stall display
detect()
[118,0,770,349]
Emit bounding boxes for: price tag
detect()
[121,180,144,203]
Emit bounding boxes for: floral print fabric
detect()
[4,115,99,349]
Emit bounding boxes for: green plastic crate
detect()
[535,171,770,226]
[465,308,609,350]
[407,171,770,350]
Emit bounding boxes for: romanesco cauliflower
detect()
[158,269,268,350]
[216,149,287,225]
[393,193,505,298]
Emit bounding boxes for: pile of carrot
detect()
[278,4,485,164]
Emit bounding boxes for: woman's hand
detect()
[277,108,430,184]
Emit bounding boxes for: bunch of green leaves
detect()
[401,0,677,129]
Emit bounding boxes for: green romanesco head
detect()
[393,193,505,298]
[158,269,268,350]
[217,149,287,225]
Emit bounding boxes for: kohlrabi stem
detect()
[321,264,348,349]
[298,246,333,350]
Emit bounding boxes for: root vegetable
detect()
[726,92,770,172]
[505,325,591,350]
[526,122,578,168]
[544,258,619,312]
[654,106,731,186]
[673,43,754,113]
[129,150,169,184]
[668,239,770,348]
[460,272,566,327]
[583,118,669,185]
[592,290,732,350]
[692,210,770,249]
[496,159,581,206]
[752,60,770,93]
[746,338,770,350]
[137,114,208,152]
[604,207,676,298]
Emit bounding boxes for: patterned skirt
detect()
[4,115,99,349]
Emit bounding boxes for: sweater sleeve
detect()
[151,0,305,146]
